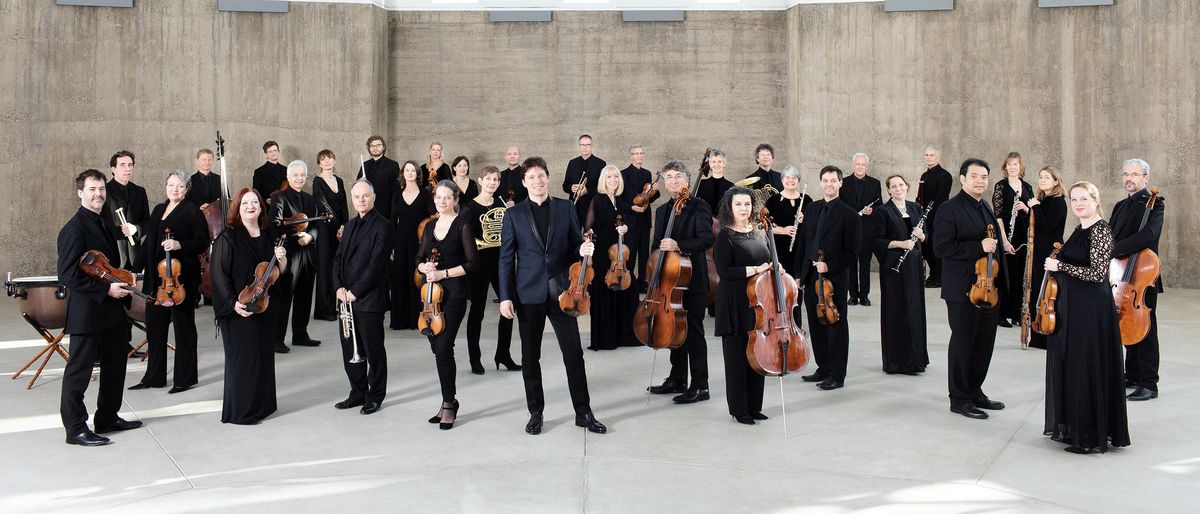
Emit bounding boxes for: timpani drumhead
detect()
[7,276,68,330]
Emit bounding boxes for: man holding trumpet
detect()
[333,180,392,415]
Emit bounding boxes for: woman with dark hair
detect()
[585,165,639,350]
[1026,166,1068,350]
[312,149,347,321]
[389,160,433,330]
[450,156,480,201]
[871,174,928,375]
[211,188,287,424]
[992,152,1034,328]
[462,166,520,372]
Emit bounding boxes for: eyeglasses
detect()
[1120,172,1146,178]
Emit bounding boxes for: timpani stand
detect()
[4,273,71,389]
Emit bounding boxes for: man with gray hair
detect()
[268,160,322,353]
[917,147,952,288]
[621,144,659,291]
[843,153,882,305]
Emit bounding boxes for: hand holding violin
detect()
[107,282,131,299]
[1044,257,1060,272]
[813,260,829,273]
[981,236,998,254]
[579,240,595,257]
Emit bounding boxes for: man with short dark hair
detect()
[358,136,400,220]
[252,141,287,204]
[563,134,606,222]
[746,143,784,192]
[100,150,148,272]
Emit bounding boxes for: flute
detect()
[787,183,808,252]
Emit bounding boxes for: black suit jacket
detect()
[333,209,392,312]
[57,207,130,335]
[185,171,223,207]
[917,164,953,230]
[499,197,583,305]
[253,161,287,203]
[268,188,319,264]
[746,168,784,192]
[792,197,861,285]
[933,191,1001,303]
[1110,188,1165,291]
[359,156,400,219]
[652,196,714,295]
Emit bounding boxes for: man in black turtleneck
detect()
[186,148,224,213]
[358,135,400,220]
[745,143,784,193]
[499,146,528,207]
[841,153,883,306]
[916,146,952,288]
[252,141,287,205]
[562,134,606,222]
[620,144,659,291]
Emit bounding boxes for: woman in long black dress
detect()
[871,174,928,375]
[713,186,773,425]
[416,180,478,430]
[212,188,287,425]
[463,166,520,372]
[1043,181,1130,454]
[993,152,1034,327]
[129,170,208,393]
[694,149,734,213]
[450,156,480,202]
[586,165,639,350]
[312,149,347,322]
[389,160,433,330]
[765,165,813,279]
[1026,166,1067,350]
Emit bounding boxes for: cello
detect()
[633,189,693,350]
[559,230,595,316]
[154,229,186,307]
[604,216,632,291]
[417,249,445,337]
[968,225,1001,308]
[237,238,286,313]
[1110,188,1161,346]
[814,249,839,326]
[746,210,810,376]
[1032,243,1062,335]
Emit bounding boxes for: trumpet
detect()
[339,298,365,364]
[571,172,588,204]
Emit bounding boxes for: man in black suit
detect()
[252,141,287,205]
[1111,158,1165,401]
[562,134,606,222]
[333,180,392,415]
[793,165,861,391]
[268,160,322,353]
[746,143,784,193]
[620,144,660,292]
[917,146,953,288]
[58,169,144,446]
[934,158,1005,420]
[646,160,714,403]
[499,146,528,207]
[499,157,607,436]
[843,153,883,306]
[99,150,148,272]
[185,148,223,212]
[358,135,400,220]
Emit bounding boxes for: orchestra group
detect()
[53,134,1164,456]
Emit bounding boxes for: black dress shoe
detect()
[997,319,1013,328]
[973,397,1005,410]
[94,418,144,434]
[334,397,365,410]
[750,412,769,421]
[293,339,321,347]
[950,404,989,419]
[672,388,710,404]
[800,372,828,383]
[168,384,193,394]
[924,280,940,289]
[1065,445,1100,455]
[360,401,381,415]
[848,297,860,306]
[470,361,486,375]
[859,298,871,307]
[66,430,111,447]
[525,412,543,435]
[127,382,163,390]
[438,400,459,430]
[648,380,685,395]
[274,344,290,354]
[733,414,756,425]
[1127,387,1158,401]
[575,413,607,434]
[818,378,844,391]
[128,350,146,359]
[1124,380,1136,389]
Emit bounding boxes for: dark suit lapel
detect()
[546,199,558,251]
[521,201,546,250]
[80,209,118,258]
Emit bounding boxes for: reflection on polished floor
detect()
[1,279,1197,513]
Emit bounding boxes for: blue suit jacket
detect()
[499,197,583,305]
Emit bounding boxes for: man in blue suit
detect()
[499,157,607,436]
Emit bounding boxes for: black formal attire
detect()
[696,176,734,213]
[584,195,640,350]
[713,228,770,418]
[1029,195,1067,349]
[421,162,452,187]
[619,165,659,288]
[135,201,208,388]
[765,192,813,278]
[462,196,517,366]
[211,226,282,424]
[500,165,529,204]
[499,197,595,417]
[101,179,149,271]
[417,214,478,403]
[268,187,320,348]
[934,191,1003,409]
[334,209,392,405]
[792,197,860,384]
[453,178,479,201]
[360,156,400,219]
[745,168,783,192]
[1044,220,1131,452]
[252,161,287,204]
[653,196,714,389]
[843,174,883,301]
[1110,188,1165,391]
[917,164,953,284]
[57,207,133,435]
[186,171,223,208]
[312,174,347,321]
[389,187,434,329]
[992,179,1035,323]
[871,200,929,374]
[563,155,606,222]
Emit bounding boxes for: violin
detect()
[559,230,596,316]
[1033,243,1062,336]
[968,225,1001,308]
[1110,188,1161,345]
[426,159,441,190]
[77,250,153,302]
[417,248,445,337]
[633,188,693,349]
[154,229,186,307]
[632,172,661,211]
[604,215,631,291]
[237,238,286,313]
[746,209,811,376]
[279,212,333,234]
[814,249,840,326]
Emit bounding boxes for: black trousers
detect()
[945,300,1000,404]
[665,294,709,389]
[275,253,316,346]
[849,233,873,299]
[721,333,764,417]
[341,309,387,403]
[630,212,652,289]
[467,256,515,364]
[428,301,468,403]
[61,324,130,434]
[804,276,851,381]
[516,298,591,416]
[313,223,339,320]
[141,302,198,388]
[921,238,940,282]
[1124,289,1159,390]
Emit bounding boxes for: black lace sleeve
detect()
[1059,222,1113,283]
[992,182,1005,219]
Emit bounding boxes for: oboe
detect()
[1008,195,1020,244]
[892,203,933,273]
[340,299,365,364]
[787,183,808,252]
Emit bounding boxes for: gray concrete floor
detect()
[1,276,1196,513]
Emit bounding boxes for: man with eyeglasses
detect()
[563,134,606,222]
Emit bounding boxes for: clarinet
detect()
[892,203,933,273]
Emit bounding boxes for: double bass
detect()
[1110,188,1161,346]
[968,225,1001,308]
[417,249,445,337]
[1032,243,1062,335]
[559,230,595,316]
[198,130,231,298]
[154,229,186,307]
[1019,205,1036,349]
[633,190,692,350]
[746,210,810,376]
[604,216,632,291]
[237,238,286,313]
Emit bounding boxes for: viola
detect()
[559,230,596,316]
[418,249,445,337]
[968,224,1001,308]
[604,215,632,291]
[747,210,811,376]
[237,238,286,313]
[634,189,693,349]
[814,249,840,326]
[1110,188,1161,346]
[1032,243,1062,336]
[77,250,153,302]
[154,229,186,307]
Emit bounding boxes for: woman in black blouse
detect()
[211,188,288,425]
[694,149,734,214]
[463,166,519,373]
[586,165,639,350]
[1042,181,1130,454]
[312,149,347,321]
[1026,166,1067,350]
[871,174,928,375]
[450,156,480,202]
[416,180,478,430]
[389,160,433,330]
[129,170,209,393]
[993,152,1034,327]
[765,165,813,279]
[713,186,773,425]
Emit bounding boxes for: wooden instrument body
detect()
[281,212,332,234]
[968,225,1001,308]
[238,238,285,313]
[560,231,596,316]
[1032,243,1062,336]
[1110,249,1160,346]
[154,229,186,307]
[418,249,445,337]
[1019,206,1036,347]
[198,202,225,296]
[746,211,810,376]
[633,249,692,349]
[604,218,632,291]
[814,250,840,326]
[78,250,152,301]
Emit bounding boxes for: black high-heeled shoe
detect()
[440,400,459,430]
[471,361,485,375]
[495,356,522,371]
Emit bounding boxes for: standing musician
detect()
[871,174,929,375]
[934,158,1006,420]
[992,152,1034,328]
[450,156,480,201]
[359,135,400,220]
[252,141,287,205]
[57,169,143,446]
[312,149,347,322]
[100,150,148,272]
[793,165,860,391]
[417,180,479,430]
[620,144,659,292]
[463,166,520,372]
[389,160,433,330]
[211,188,287,425]
[499,157,607,435]
[563,134,607,223]
[843,153,883,306]
[333,180,392,415]
[420,142,452,185]
[712,187,770,424]
[499,146,528,206]
[186,148,223,211]
[1111,158,1164,402]
[128,170,208,394]
[917,146,953,288]
[1026,166,1067,350]
[695,149,734,214]
[746,143,783,193]
[267,160,322,353]
[585,165,639,350]
[646,161,714,403]
[765,165,812,291]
